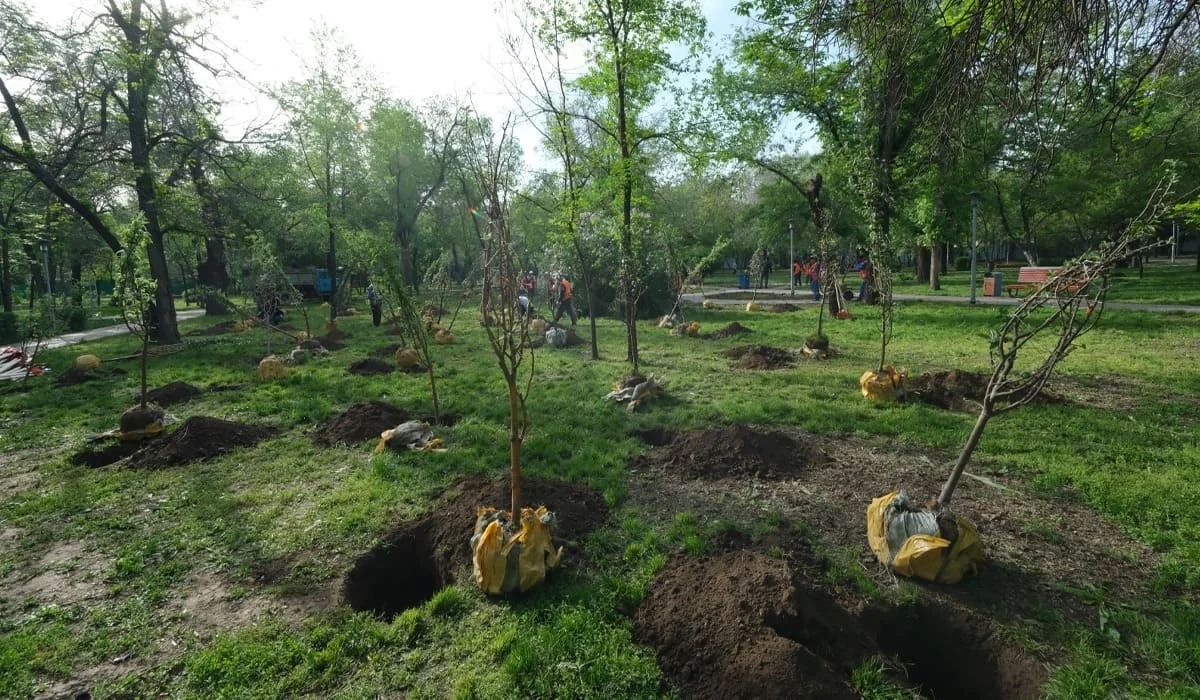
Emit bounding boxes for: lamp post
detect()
[789,219,795,297]
[969,192,979,304]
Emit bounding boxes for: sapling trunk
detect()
[428,363,441,424]
[508,379,521,517]
[937,402,993,507]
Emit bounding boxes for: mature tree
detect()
[554,0,706,371]
[363,100,462,289]
[275,25,374,326]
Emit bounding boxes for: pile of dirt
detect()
[145,381,202,407]
[723,345,795,370]
[311,401,410,446]
[703,322,753,340]
[766,303,802,313]
[640,424,824,480]
[906,369,1064,411]
[634,549,1046,700]
[343,476,608,618]
[314,335,345,351]
[56,366,127,386]
[324,328,352,340]
[186,320,237,336]
[127,416,277,469]
[347,358,394,376]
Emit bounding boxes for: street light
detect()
[969,192,979,305]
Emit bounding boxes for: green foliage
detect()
[111,214,156,338]
[0,311,19,343]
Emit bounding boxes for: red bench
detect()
[1005,266,1087,297]
[1005,266,1060,296]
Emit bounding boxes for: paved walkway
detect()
[38,309,207,350]
[685,287,1200,313]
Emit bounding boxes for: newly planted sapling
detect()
[936,182,1173,509]
[112,214,164,434]
[376,249,442,423]
[867,180,1173,584]
[421,250,465,333]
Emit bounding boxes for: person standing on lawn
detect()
[551,274,578,327]
[367,282,383,327]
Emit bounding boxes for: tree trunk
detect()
[916,245,930,283]
[508,379,522,518]
[931,241,944,290]
[189,156,233,315]
[938,402,994,507]
[1,234,12,312]
[573,239,600,360]
[119,3,180,345]
[70,261,83,305]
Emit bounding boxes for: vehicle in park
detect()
[285,266,342,299]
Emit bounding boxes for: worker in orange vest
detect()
[551,274,578,327]
[791,260,801,286]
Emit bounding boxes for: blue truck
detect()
[285,267,340,299]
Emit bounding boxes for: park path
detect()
[37,309,207,350]
[683,287,1200,313]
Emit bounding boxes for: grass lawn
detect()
[1,298,1198,698]
[702,261,1200,306]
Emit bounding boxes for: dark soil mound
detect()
[145,381,202,407]
[186,320,237,336]
[703,322,753,340]
[347,358,394,376]
[643,424,824,480]
[314,335,345,351]
[373,344,403,358]
[635,550,1046,700]
[71,440,146,468]
[127,416,276,469]
[298,339,326,351]
[766,303,802,313]
[723,345,795,370]
[907,369,1065,411]
[324,328,352,340]
[343,476,608,619]
[385,326,407,337]
[56,366,127,386]
[311,401,410,446]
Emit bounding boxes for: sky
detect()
[31,0,762,169]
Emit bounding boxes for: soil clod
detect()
[703,322,753,340]
[343,476,607,618]
[906,369,1064,411]
[311,401,410,445]
[639,425,823,479]
[314,335,345,351]
[347,358,394,376]
[145,381,202,407]
[723,345,795,370]
[127,416,276,469]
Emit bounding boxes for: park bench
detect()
[1005,266,1086,297]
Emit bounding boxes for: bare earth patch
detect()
[2,541,111,611]
[0,448,47,496]
[628,429,1157,629]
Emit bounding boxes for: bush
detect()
[954,256,973,271]
[0,311,18,343]
[60,303,87,332]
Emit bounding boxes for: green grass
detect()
[2,295,1199,698]
[700,260,1200,306]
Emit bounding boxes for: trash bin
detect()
[737,273,751,290]
[986,272,1003,297]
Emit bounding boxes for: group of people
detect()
[517,270,577,326]
[788,254,872,302]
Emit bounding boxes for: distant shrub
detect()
[0,311,18,343]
